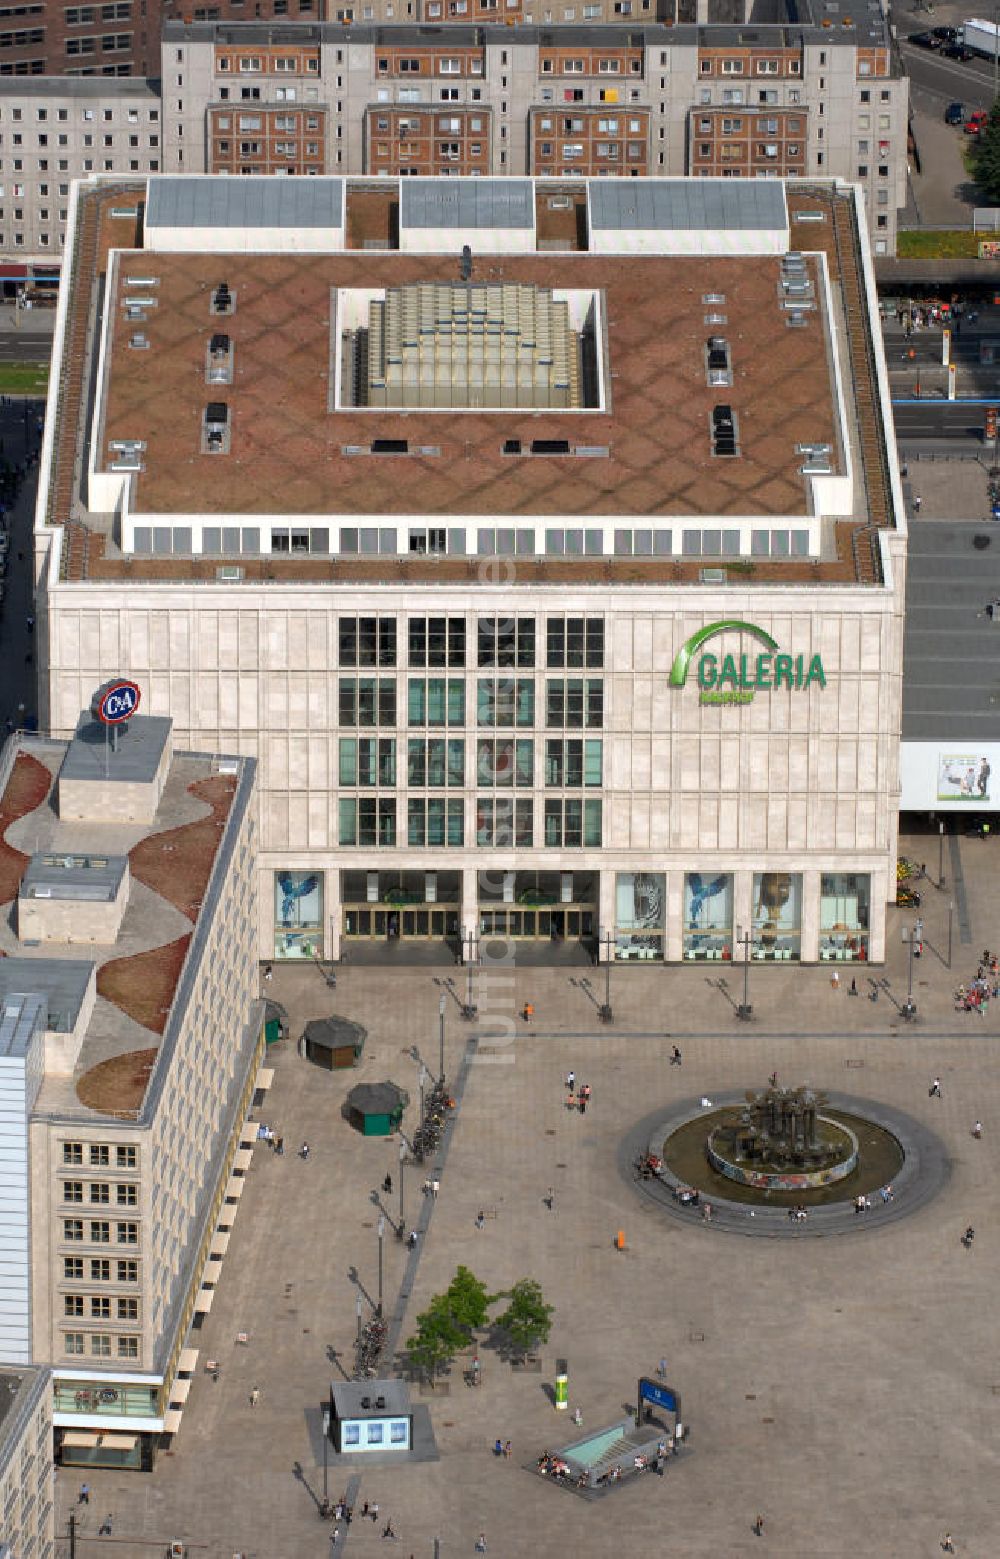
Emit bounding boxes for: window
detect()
[407,797,464,847]
[408,678,464,727]
[116,1145,137,1169]
[91,1335,112,1357]
[90,1221,110,1243]
[89,1183,110,1204]
[546,679,603,728]
[64,1256,84,1279]
[338,737,396,787]
[339,617,397,667]
[545,738,602,786]
[477,616,535,667]
[117,1336,139,1359]
[409,618,465,669]
[90,1145,109,1166]
[476,797,532,847]
[117,1297,139,1320]
[117,1259,138,1283]
[90,1259,111,1281]
[63,1219,84,1242]
[543,798,602,847]
[116,1222,139,1244]
[407,738,464,787]
[338,797,396,848]
[63,1180,83,1203]
[477,678,534,728]
[338,678,396,727]
[116,1183,138,1206]
[91,1296,111,1319]
[721,59,744,75]
[477,738,532,787]
[65,1296,84,1317]
[64,1333,85,1355]
[547,618,604,668]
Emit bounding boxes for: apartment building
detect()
[35,173,905,970]
[0,710,261,1473]
[159,13,908,251]
[0,1365,54,1558]
[0,77,160,265]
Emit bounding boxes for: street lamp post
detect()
[398,1140,406,1233]
[321,1404,331,1513]
[735,926,752,1020]
[356,1291,363,1348]
[462,927,479,1020]
[377,1214,385,1317]
[948,901,954,970]
[597,928,614,1023]
[438,992,446,1084]
[938,819,947,890]
[903,924,917,1020]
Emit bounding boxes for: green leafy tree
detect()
[445,1265,495,1333]
[493,1278,554,1356]
[405,1295,466,1383]
[972,101,1000,203]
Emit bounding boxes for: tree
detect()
[972,101,1000,203]
[445,1265,494,1333]
[493,1278,554,1356]
[404,1295,466,1383]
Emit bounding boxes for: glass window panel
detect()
[584,799,602,846]
[339,799,357,845]
[339,739,356,785]
[447,680,464,724]
[515,739,533,785]
[584,739,602,785]
[408,798,424,846]
[408,739,426,786]
[408,679,425,724]
[752,872,802,960]
[447,799,464,846]
[447,739,464,785]
[427,798,446,846]
[427,680,446,725]
[682,872,734,957]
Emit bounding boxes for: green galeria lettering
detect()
[805,654,826,689]
[698,653,718,689]
[718,654,738,688]
[756,654,772,689]
[773,654,793,690]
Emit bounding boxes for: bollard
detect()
[615,1229,625,1252]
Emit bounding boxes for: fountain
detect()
[706,1083,859,1191]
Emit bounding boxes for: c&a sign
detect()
[669,620,826,707]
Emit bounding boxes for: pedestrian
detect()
[25,615,33,632]
[382,1520,397,1539]
[657,1357,667,1379]
[331,1528,340,1547]
[476,1537,488,1555]
[768,1071,778,1088]
[494,1437,503,1457]
[503,1439,511,1459]
[929,1077,941,1097]
[362,1502,370,1519]
[565,1070,575,1092]
[79,1484,90,1506]
[431,1178,440,1197]
[849,976,858,996]
[263,962,273,981]
[914,495,922,513]
[475,1210,485,1230]
[963,1225,975,1247]
[370,1501,379,1523]
[250,1386,259,1407]
[831,969,840,990]
[276,1136,284,1155]
[383,1172,393,1194]
[670,1045,682,1065]
[972,1121,983,1139]
[544,1187,554,1211]
[753,1514,765,1537]
[942,1535,956,1553]
[99,1515,113,1537]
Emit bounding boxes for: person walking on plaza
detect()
[79,1484,90,1506]
[753,1514,765,1537]
[972,1121,983,1139]
[670,1046,682,1065]
[565,1070,575,1093]
[963,1226,975,1249]
[942,1536,956,1554]
[98,1515,113,1537]
[929,1077,942,1097]
[476,1536,488,1554]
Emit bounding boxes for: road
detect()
[899,41,999,113]
[892,401,994,443]
[0,331,54,364]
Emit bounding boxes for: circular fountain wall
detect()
[706,1113,859,1191]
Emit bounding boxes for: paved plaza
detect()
[54,826,1000,1557]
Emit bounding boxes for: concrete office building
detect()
[0,1364,54,1559]
[35,172,905,971]
[1,2,908,265]
[0,708,261,1473]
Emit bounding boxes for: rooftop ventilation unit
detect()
[203,402,230,456]
[128,332,149,350]
[124,275,159,288]
[212,281,234,316]
[711,404,739,458]
[548,195,572,210]
[700,567,727,584]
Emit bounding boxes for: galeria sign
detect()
[669,620,826,706]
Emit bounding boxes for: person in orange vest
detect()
[522,1002,534,1022]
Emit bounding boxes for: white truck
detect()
[963,17,1000,57]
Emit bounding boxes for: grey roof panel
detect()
[60,712,172,785]
[401,178,534,230]
[902,522,1000,742]
[145,176,344,231]
[588,178,788,233]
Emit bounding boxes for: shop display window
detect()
[274,870,323,959]
[751,873,802,960]
[614,872,665,960]
[820,873,870,962]
[682,872,733,960]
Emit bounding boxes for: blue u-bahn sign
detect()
[92,678,141,725]
[639,1378,679,1415]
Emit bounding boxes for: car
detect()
[943,44,974,61]
[945,102,965,125]
[909,31,942,48]
[965,110,989,135]
[932,24,960,41]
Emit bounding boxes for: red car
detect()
[965,110,989,136]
